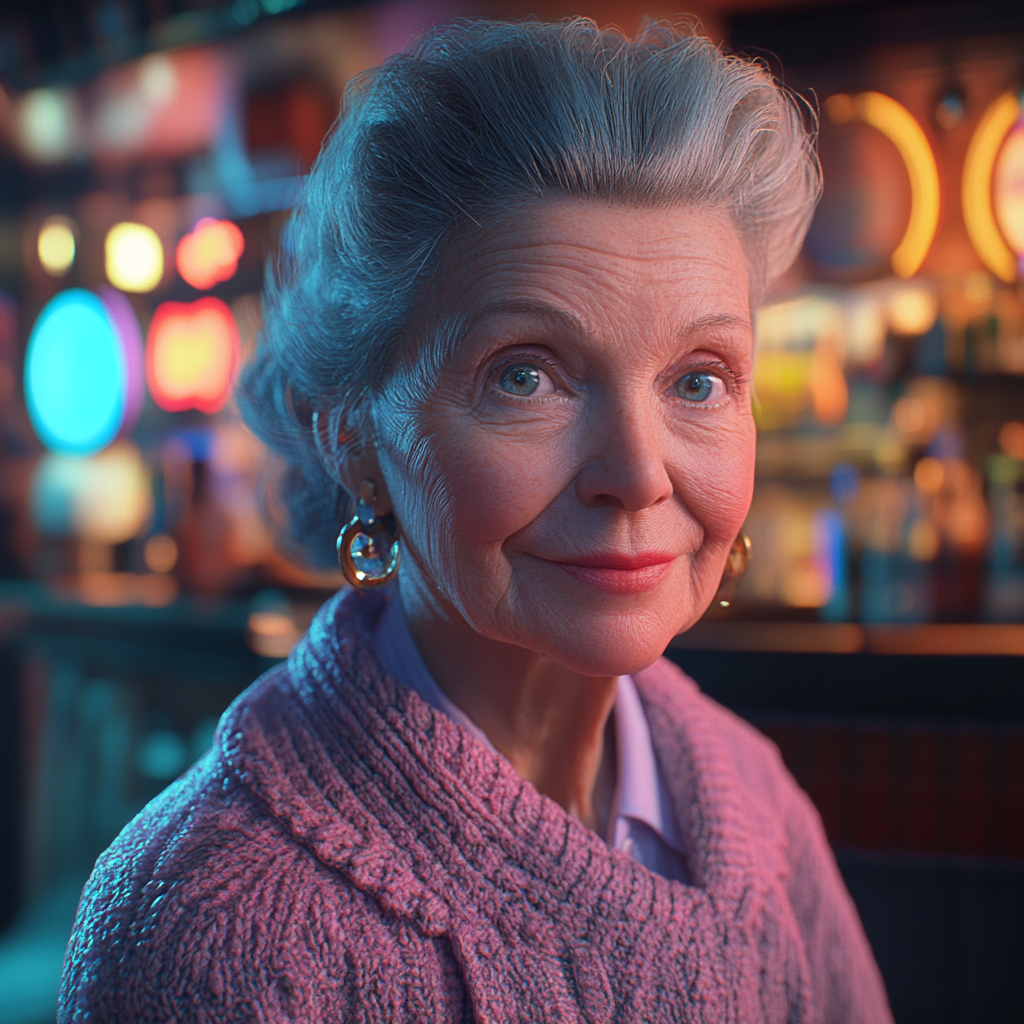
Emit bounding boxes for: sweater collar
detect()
[374,590,686,858]
[220,587,764,935]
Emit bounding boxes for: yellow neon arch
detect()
[963,91,1021,284]
[826,92,941,278]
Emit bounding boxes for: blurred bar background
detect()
[0,1,1023,1021]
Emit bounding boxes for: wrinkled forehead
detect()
[394,197,754,372]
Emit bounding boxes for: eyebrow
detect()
[465,300,587,335]
[467,303,750,338]
[679,312,751,335]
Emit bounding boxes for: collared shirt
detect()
[373,595,690,884]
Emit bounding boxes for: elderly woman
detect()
[61,18,891,1023]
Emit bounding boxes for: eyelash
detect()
[488,353,564,397]
[672,362,744,405]
[485,353,746,403]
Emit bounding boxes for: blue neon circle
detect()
[25,289,126,456]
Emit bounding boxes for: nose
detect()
[574,398,674,512]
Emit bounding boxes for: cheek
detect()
[381,405,573,567]
[674,415,756,544]
[445,437,568,544]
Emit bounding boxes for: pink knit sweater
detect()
[60,590,892,1023]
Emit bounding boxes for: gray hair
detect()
[239,17,821,566]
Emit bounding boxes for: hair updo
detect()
[239,17,821,566]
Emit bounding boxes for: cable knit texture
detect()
[59,589,892,1023]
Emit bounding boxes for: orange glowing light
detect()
[146,297,240,414]
[809,348,849,426]
[826,91,940,278]
[914,456,945,495]
[963,92,1021,283]
[175,217,244,290]
[999,420,1024,460]
[994,121,1024,259]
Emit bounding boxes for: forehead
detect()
[421,198,752,341]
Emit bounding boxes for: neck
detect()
[398,581,618,834]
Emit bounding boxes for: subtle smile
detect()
[538,553,677,595]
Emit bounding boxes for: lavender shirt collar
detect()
[373,594,688,882]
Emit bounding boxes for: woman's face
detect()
[369,199,755,677]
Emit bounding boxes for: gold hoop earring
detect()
[716,530,751,608]
[337,480,400,589]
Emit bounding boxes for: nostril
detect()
[575,448,674,512]
[590,493,626,509]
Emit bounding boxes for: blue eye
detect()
[499,362,542,396]
[675,371,721,403]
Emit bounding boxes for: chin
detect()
[530,606,690,678]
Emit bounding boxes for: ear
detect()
[324,418,394,520]
[337,452,395,520]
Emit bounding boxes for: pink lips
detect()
[541,552,676,595]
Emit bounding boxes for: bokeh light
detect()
[93,48,227,161]
[914,456,945,495]
[16,88,75,163]
[891,378,956,446]
[809,348,848,426]
[25,289,125,455]
[105,222,165,293]
[95,53,179,154]
[886,285,938,335]
[844,296,887,366]
[30,440,152,543]
[963,92,1021,283]
[994,118,1024,265]
[247,610,301,658]
[135,730,189,780]
[825,91,940,278]
[143,534,179,573]
[175,218,245,290]
[146,297,240,414]
[754,294,849,430]
[37,215,76,276]
[999,420,1024,460]
[907,518,941,562]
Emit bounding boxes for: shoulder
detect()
[60,651,471,1024]
[59,749,326,1020]
[58,718,422,1020]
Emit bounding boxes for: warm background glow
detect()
[105,221,165,293]
[37,215,76,276]
[30,441,153,544]
[175,218,245,290]
[963,92,1021,283]
[146,297,240,414]
[994,120,1024,263]
[826,91,941,279]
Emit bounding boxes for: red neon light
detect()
[146,297,240,414]
[175,218,245,291]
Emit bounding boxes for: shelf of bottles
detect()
[733,83,1024,625]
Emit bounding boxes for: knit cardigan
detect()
[60,589,892,1023]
